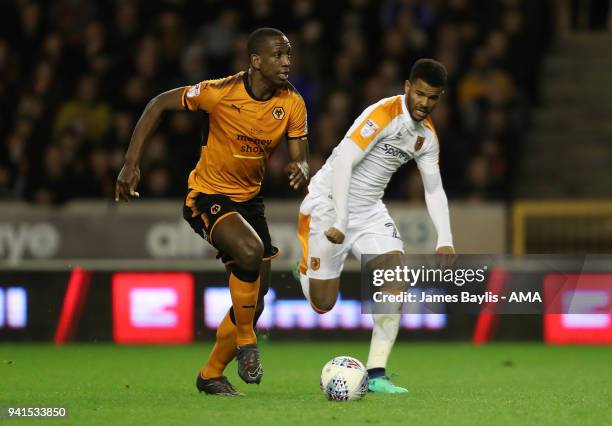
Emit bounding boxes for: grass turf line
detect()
[1,342,611,425]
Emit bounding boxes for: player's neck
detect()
[246,69,276,101]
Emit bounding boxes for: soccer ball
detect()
[320,356,369,401]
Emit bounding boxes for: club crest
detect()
[415,136,425,151]
[272,106,285,120]
[210,204,221,215]
[311,257,320,271]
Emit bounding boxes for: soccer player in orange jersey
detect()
[115,28,309,396]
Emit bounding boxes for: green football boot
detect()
[292,261,301,283]
[368,376,408,394]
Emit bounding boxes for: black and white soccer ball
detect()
[320,356,369,401]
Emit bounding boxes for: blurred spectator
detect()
[0,0,554,204]
[572,0,610,30]
[28,145,71,205]
[143,163,174,198]
[53,74,111,143]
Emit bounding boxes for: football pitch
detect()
[2,342,611,425]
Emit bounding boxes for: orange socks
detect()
[200,272,260,379]
[200,310,237,379]
[228,273,260,346]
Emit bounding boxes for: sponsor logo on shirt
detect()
[236,134,272,154]
[380,143,410,162]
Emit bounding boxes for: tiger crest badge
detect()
[415,136,425,151]
[311,257,320,271]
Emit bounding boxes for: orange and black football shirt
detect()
[181,71,308,202]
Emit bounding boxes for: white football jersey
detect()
[308,94,440,208]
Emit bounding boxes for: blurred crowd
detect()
[0,0,554,205]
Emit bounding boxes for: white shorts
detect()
[297,193,404,280]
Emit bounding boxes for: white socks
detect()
[301,275,401,370]
[299,272,312,304]
[366,294,402,370]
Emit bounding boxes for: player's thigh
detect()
[352,219,406,293]
[212,213,263,269]
[297,194,348,305]
[240,196,280,263]
[351,212,404,260]
[301,229,350,281]
[301,231,349,309]
[298,194,349,279]
[239,197,278,298]
[183,191,263,269]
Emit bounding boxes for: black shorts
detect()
[183,190,279,264]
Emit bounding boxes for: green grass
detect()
[1,342,611,425]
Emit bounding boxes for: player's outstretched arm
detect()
[286,136,309,190]
[419,168,455,268]
[419,168,455,269]
[115,87,186,202]
[420,169,453,247]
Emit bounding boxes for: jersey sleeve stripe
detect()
[181,86,192,111]
[287,133,308,139]
[423,117,439,144]
[348,96,403,150]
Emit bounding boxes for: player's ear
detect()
[404,80,411,94]
[250,53,261,70]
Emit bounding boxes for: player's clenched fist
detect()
[435,245,456,269]
[325,227,345,244]
[115,163,141,202]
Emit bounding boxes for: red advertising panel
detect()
[113,273,194,344]
[543,273,612,344]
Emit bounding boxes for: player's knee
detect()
[236,237,264,271]
[310,292,337,314]
[230,263,260,282]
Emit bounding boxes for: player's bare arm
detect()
[115,87,186,202]
[286,136,309,190]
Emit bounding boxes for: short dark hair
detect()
[409,59,447,88]
[247,27,286,57]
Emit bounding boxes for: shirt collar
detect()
[401,94,419,129]
[401,94,409,116]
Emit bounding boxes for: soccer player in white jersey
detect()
[295,59,455,393]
